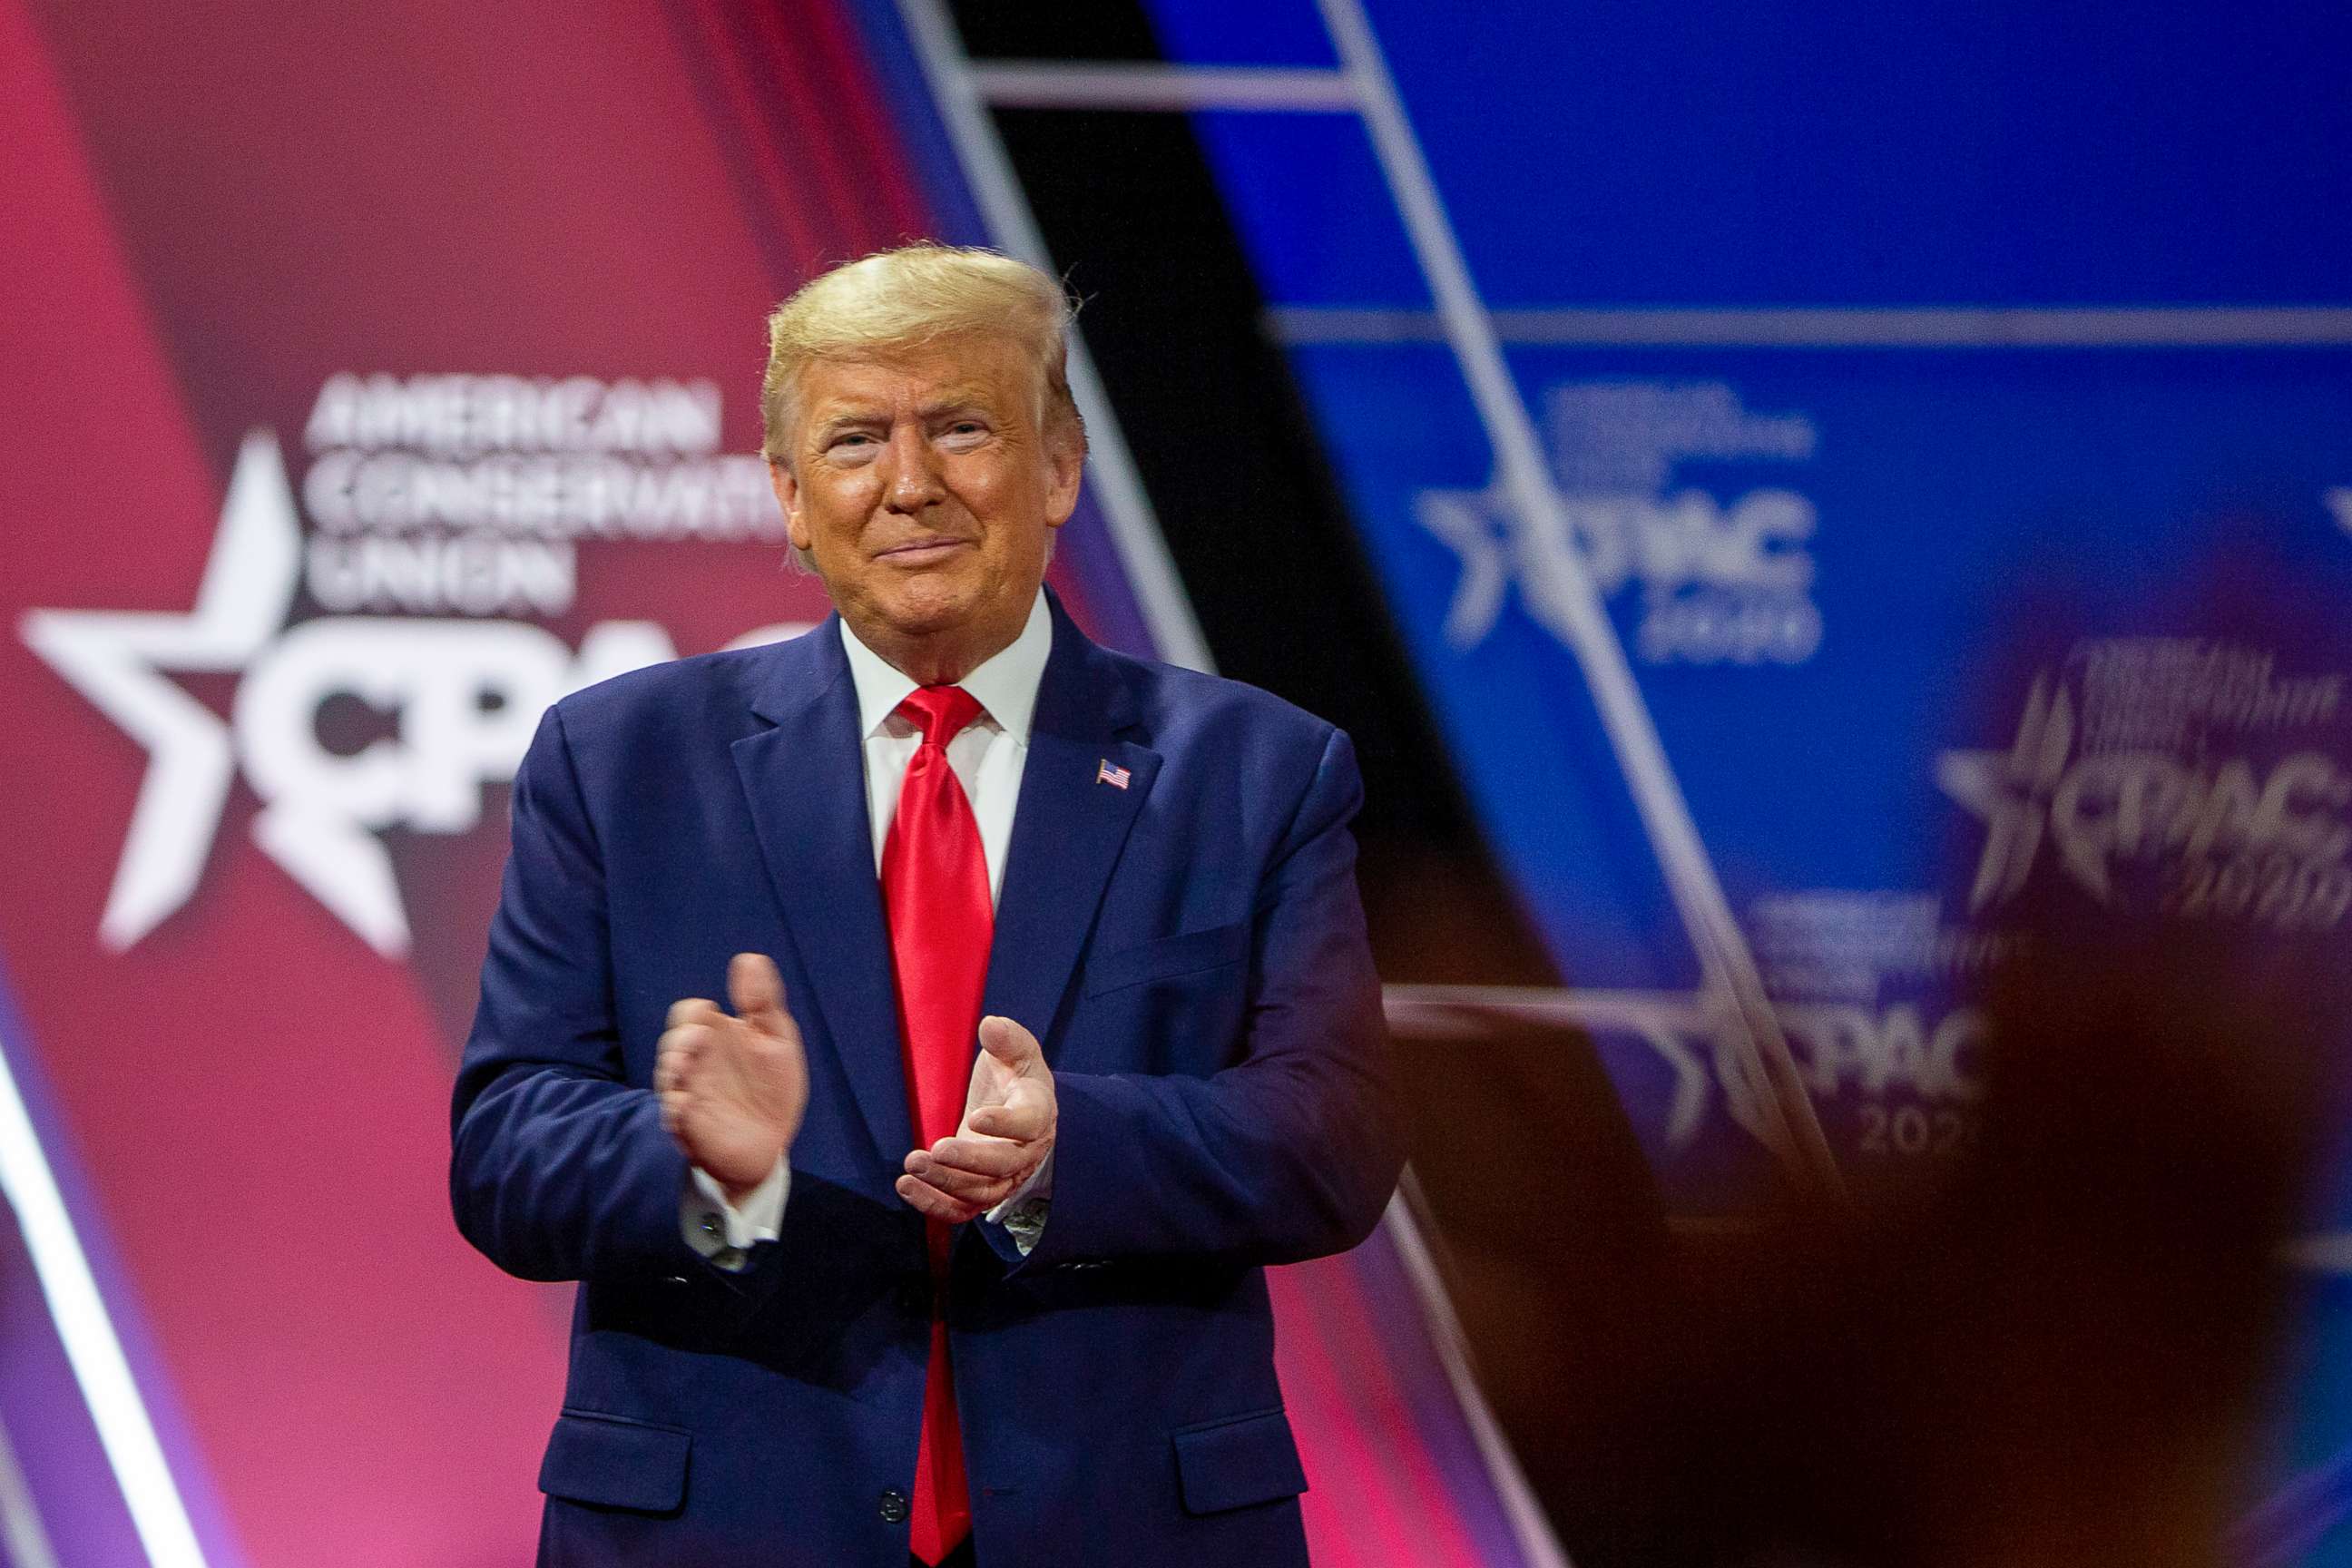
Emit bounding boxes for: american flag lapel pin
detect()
[1096,758,1132,790]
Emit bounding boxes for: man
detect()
[450,244,1404,1566]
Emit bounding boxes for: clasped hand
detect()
[656,954,1055,1222]
[897,1014,1057,1224]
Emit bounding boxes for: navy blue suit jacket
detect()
[450,595,1405,1565]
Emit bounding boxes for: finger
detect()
[729,953,790,1036]
[656,1024,708,1083]
[667,997,720,1030]
[895,1173,983,1223]
[976,1014,1041,1068]
[967,1098,1046,1142]
[903,1159,1014,1205]
[907,1146,1021,1197]
[925,1135,1029,1179]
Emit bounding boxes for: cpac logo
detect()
[1417,484,1820,663]
[23,432,802,956]
[1936,676,2352,911]
[1778,1003,1984,1102]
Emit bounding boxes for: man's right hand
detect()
[655,953,808,1201]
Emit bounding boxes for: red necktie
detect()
[880,684,991,1565]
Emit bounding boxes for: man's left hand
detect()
[897,1014,1055,1223]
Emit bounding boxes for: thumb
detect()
[728,953,790,1034]
[977,1014,1041,1069]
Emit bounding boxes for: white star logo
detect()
[1935,675,2077,910]
[24,426,808,957]
[22,432,303,950]
[1415,485,1518,649]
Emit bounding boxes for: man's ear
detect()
[1042,416,1085,530]
[769,459,811,554]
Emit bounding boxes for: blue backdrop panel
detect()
[1288,338,2352,1193]
[1145,0,2352,1559]
[1158,2,2352,307]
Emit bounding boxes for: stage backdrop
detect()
[1136,0,2352,1561]
[0,2,1522,1564]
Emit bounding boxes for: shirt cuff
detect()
[984,1150,1054,1256]
[682,1158,789,1271]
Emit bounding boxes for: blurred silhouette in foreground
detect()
[1656,897,2342,1568]
[1411,537,2352,1567]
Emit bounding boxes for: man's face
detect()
[771,336,1082,662]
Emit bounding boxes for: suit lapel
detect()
[731,622,914,1169]
[983,602,1160,1047]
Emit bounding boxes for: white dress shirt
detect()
[682,591,1055,1266]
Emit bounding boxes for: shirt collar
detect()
[837,588,1052,744]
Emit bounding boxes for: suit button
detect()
[878,1488,908,1524]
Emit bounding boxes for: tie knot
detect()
[896,684,984,746]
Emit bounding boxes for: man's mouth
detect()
[875,538,972,565]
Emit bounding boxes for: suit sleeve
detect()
[448,704,728,1286]
[1014,726,1406,1272]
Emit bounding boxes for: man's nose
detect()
[878,426,946,514]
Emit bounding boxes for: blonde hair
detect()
[760,243,1084,465]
